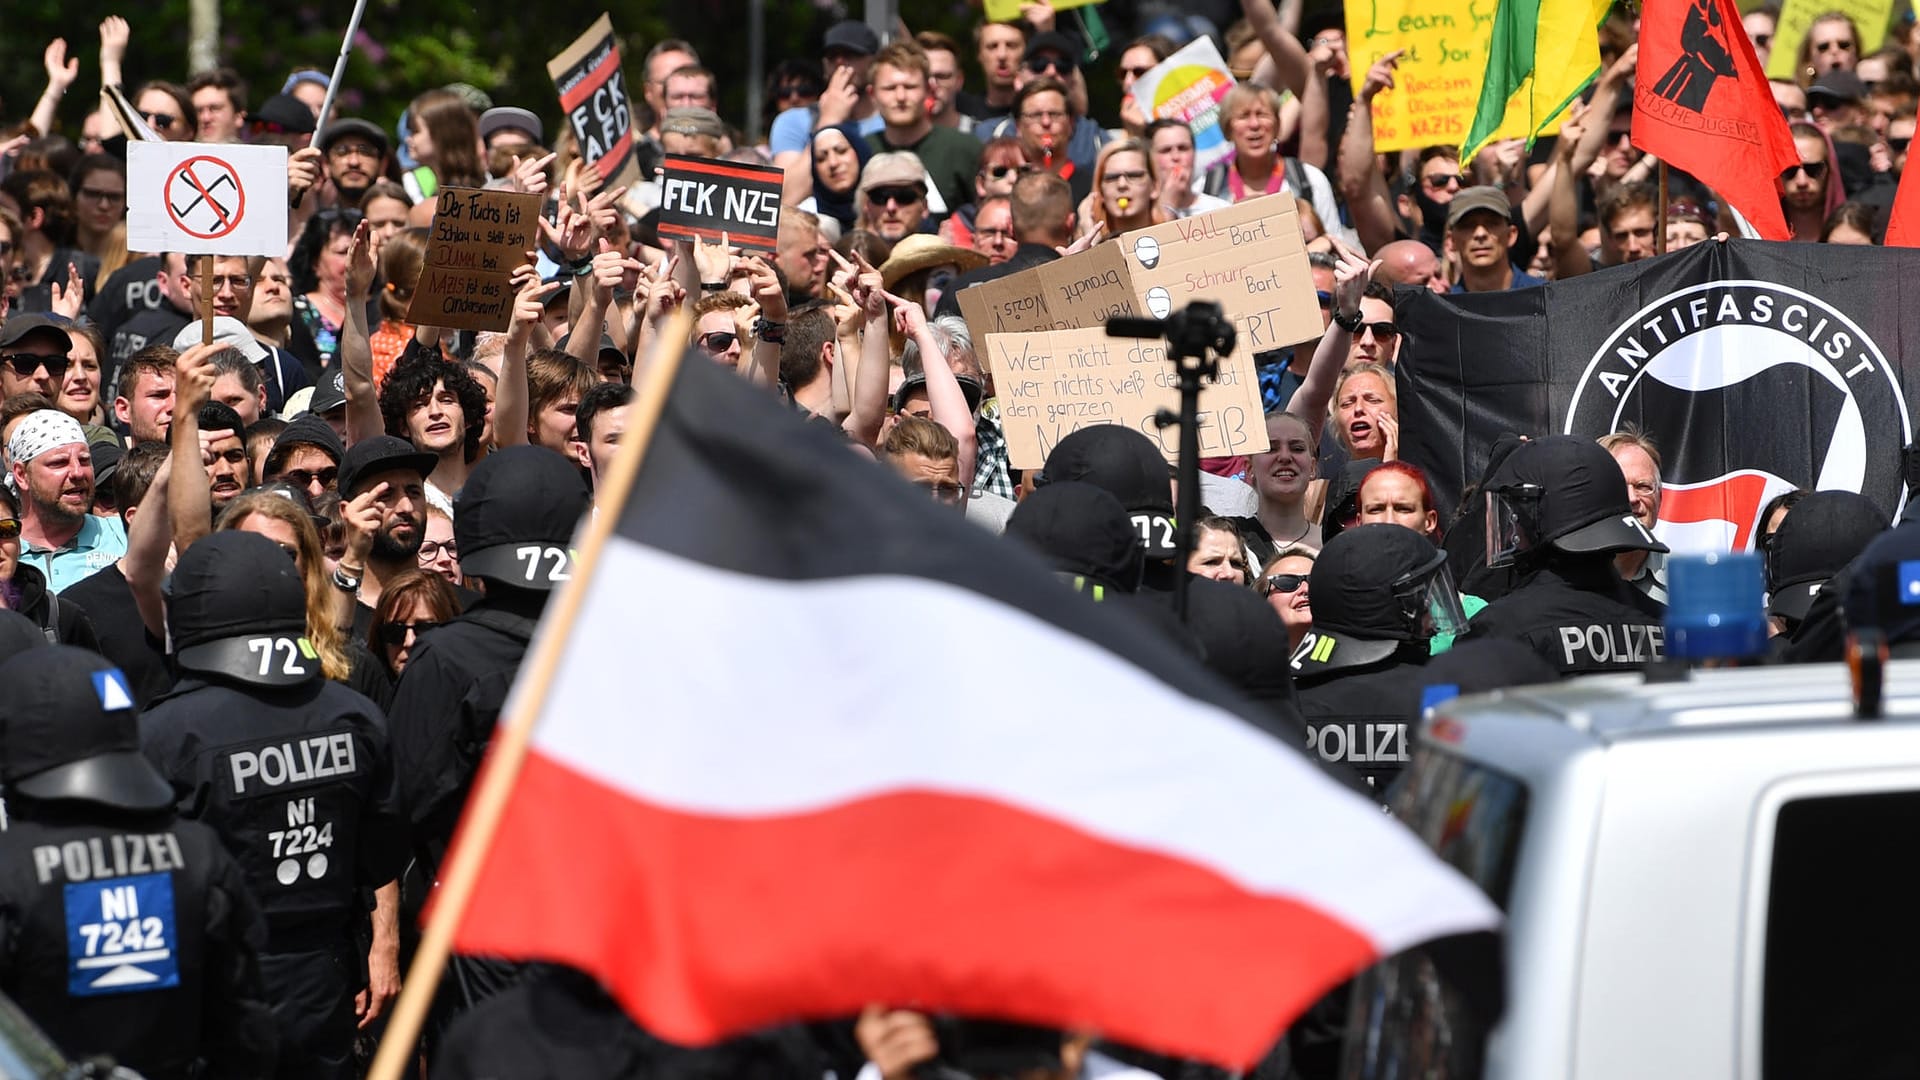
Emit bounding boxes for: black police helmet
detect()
[1319,458,1382,547]
[1766,490,1888,623]
[1183,577,1300,732]
[166,531,320,687]
[1005,481,1144,595]
[0,646,173,812]
[455,445,592,591]
[1310,524,1450,646]
[0,609,50,664]
[1036,426,1177,558]
[1488,435,1669,557]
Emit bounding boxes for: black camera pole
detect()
[1106,301,1237,621]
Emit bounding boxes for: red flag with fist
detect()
[1632,0,1799,239]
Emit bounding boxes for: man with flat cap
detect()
[0,645,276,1078]
[1463,434,1670,674]
[140,531,405,1078]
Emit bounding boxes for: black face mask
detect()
[1410,184,1449,247]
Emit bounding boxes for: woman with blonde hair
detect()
[213,489,358,686]
[1083,137,1166,240]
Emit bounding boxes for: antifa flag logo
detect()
[1566,282,1911,553]
[1651,0,1738,111]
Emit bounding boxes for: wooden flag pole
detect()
[200,257,215,345]
[1656,160,1669,256]
[365,307,695,1080]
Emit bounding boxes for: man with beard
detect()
[333,435,435,636]
[316,120,391,210]
[9,409,125,592]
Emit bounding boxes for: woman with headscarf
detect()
[803,123,874,237]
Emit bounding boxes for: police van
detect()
[1340,658,1920,1079]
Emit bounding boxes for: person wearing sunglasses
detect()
[1446,186,1544,294]
[1795,11,1861,86]
[131,80,195,142]
[1779,121,1839,242]
[1743,8,1778,69]
[1114,34,1176,138]
[0,314,75,402]
[691,291,752,370]
[1260,546,1317,652]
[264,413,345,506]
[938,137,1027,250]
[367,567,459,680]
[856,153,934,242]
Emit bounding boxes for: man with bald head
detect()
[1374,239,1449,294]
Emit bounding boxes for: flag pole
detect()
[366,308,695,1080]
[1656,160,1669,256]
[312,0,370,145]
[201,257,215,346]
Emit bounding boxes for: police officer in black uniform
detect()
[1763,490,1887,663]
[1289,524,1463,789]
[386,445,590,1021]
[0,645,276,1078]
[138,531,405,1080]
[1461,435,1669,674]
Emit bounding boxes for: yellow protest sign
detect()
[1347,0,1538,153]
[985,0,1102,22]
[1765,0,1894,81]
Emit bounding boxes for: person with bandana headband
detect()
[8,408,125,593]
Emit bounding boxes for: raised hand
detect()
[1358,49,1405,104]
[344,220,376,300]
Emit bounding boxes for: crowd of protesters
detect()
[1,0,1919,1077]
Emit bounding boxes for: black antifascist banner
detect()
[1396,240,1914,555]
[656,154,785,253]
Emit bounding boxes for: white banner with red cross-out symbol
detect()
[128,142,288,256]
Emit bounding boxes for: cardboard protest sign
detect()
[958,194,1322,371]
[1345,0,1554,153]
[1765,0,1893,80]
[548,14,642,191]
[986,326,1267,468]
[656,154,786,253]
[1129,39,1238,174]
[407,187,543,332]
[127,142,288,256]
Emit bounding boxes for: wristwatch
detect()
[755,317,787,344]
[1332,307,1365,334]
[330,566,363,593]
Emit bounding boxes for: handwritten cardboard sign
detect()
[407,187,542,331]
[656,154,786,253]
[548,14,642,191]
[987,326,1266,469]
[958,194,1322,371]
[1345,0,1545,153]
[1130,38,1239,174]
[1765,0,1893,80]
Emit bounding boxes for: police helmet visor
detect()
[1397,557,1468,639]
[174,633,322,687]
[460,541,575,591]
[1484,482,1545,567]
[13,750,176,813]
[1390,549,1467,640]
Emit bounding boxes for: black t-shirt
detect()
[62,562,172,710]
[87,256,164,345]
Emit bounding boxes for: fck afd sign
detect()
[548,14,641,191]
[656,155,785,253]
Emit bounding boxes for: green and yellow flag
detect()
[1460,0,1612,164]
